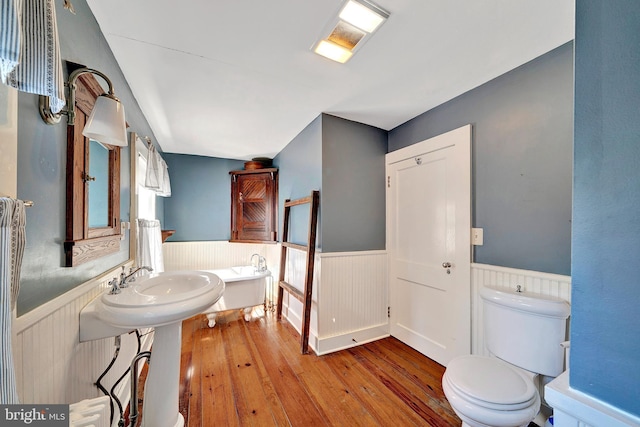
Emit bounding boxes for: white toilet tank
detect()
[481,286,570,377]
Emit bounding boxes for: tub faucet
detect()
[251,253,260,268]
[119,265,153,288]
[251,254,267,272]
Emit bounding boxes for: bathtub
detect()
[201,266,270,327]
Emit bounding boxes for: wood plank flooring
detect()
[135,308,461,426]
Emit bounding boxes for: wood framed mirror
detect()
[64,69,122,266]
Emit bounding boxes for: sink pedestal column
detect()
[142,322,184,427]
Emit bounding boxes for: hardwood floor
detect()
[135,308,461,426]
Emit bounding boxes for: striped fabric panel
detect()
[0,197,22,404]
[0,0,21,77]
[9,200,25,310]
[1,0,65,112]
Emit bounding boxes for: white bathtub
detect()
[201,266,270,327]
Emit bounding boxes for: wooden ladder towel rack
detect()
[276,190,320,354]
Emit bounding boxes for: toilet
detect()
[442,286,570,427]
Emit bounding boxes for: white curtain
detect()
[0,197,25,404]
[137,219,164,273]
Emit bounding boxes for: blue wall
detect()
[389,43,573,276]
[322,114,387,252]
[273,116,323,247]
[16,0,158,315]
[162,154,244,241]
[160,116,323,248]
[164,114,387,253]
[571,1,640,416]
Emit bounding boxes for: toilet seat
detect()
[443,356,541,427]
[444,356,538,410]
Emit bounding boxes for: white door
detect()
[386,125,471,367]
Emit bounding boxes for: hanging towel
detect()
[137,219,164,273]
[144,144,171,197]
[144,144,161,191]
[8,200,25,310]
[158,156,171,197]
[0,0,65,113]
[0,0,21,78]
[0,197,25,404]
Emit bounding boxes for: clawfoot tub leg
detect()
[206,313,217,328]
[243,307,252,321]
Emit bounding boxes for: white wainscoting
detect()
[238,249,390,356]
[162,241,280,306]
[315,251,389,355]
[471,263,572,356]
[312,257,569,356]
[162,241,280,273]
[12,262,152,425]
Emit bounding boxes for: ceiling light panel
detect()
[339,0,389,33]
[314,40,353,63]
[313,0,390,64]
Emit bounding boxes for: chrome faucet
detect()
[251,253,260,266]
[118,265,153,289]
[108,278,121,295]
[250,253,267,272]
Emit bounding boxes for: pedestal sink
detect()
[92,270,224,427]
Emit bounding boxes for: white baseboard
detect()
[281,299,389,356]
[315,325,390,355]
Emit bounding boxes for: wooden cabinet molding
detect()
[64,72,122,266]
[230,168,278,243]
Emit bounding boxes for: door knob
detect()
[442,262,452,275]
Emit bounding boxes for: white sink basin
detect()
[98,270,224,329]
[104,270,222,306]
[78,271,224,335]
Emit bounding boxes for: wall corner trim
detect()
[546,372,640,427]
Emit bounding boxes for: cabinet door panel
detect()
[231,169,277,242]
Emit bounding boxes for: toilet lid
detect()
[445,356,538,409]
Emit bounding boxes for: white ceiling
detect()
[86,0,574,160]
